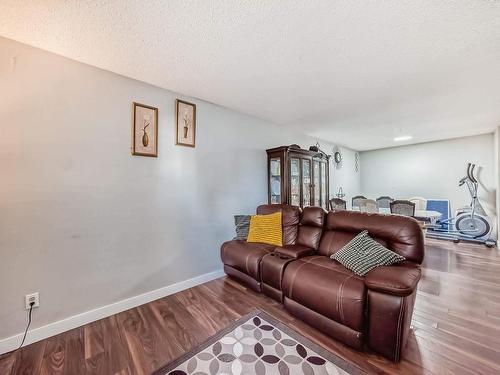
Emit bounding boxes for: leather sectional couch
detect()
[221,204,424,361]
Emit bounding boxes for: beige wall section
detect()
[0,36,360,341]
[360,134,497,237]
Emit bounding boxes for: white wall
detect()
[0,37,360,346]
[360,134,497,231]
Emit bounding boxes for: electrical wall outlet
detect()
[25,293,39,309]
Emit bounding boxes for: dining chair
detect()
[360,199,378,213]
[376,196,394,209]
[351,195,367,210]
[408,196,427,210]
[329,198,347,211]
[390,200,416,216]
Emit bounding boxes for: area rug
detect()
[153,310,366,375]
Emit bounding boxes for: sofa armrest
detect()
[274,244,315,259]
[365,264,421,297]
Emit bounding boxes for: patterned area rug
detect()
[153,310,366,375]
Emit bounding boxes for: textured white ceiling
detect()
[1,1,500,150]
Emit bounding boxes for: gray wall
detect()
[0,37,360,340]
[330,148,361,208]
[360,134,497,232]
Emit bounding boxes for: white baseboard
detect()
[0,268,225,355]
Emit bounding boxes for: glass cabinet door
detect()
[267,148,329,208]
[312,159,328,209]
[313,160,321,207]
[321,162,327,209]
[290,158,300,206]
[270,157,281,204]
[302,159,311,207]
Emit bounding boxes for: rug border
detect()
[152,309,367,375]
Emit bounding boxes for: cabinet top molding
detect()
[266,145,330,160]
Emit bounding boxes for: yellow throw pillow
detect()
[247,211,283,247]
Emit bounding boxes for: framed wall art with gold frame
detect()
[175,99,196,147]
[132,102,158,157]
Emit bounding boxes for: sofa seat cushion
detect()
[221,240,275,280]
[282,256,366,332]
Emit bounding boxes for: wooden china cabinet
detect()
[267,145,330,210]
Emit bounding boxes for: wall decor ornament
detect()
[354,152,360,172]
[176,99,196,147]
[332,145,343,169]
[132,102,158,157]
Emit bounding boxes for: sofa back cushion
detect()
[318,211,424,264]
[256,204,301,245]
[297,206,325,250]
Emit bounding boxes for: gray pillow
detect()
[331,230,405,276]
[233,215,251,240]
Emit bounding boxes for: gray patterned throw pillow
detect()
[233,215,251,240]
[331,230,405,276]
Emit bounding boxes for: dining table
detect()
[354,207,442,224]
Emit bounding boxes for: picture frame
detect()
[175,99,196,147]
[132,102,158,157]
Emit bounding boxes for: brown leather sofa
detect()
[221,204,424,361]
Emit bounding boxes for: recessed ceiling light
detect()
[393,135,413,142]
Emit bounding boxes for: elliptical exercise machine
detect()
[427,163,496,247]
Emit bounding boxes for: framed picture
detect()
[132,102,158,157]
[176,99,196,147]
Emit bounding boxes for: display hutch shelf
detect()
[267,145,330,210]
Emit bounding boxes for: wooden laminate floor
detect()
[1,238,499,375]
